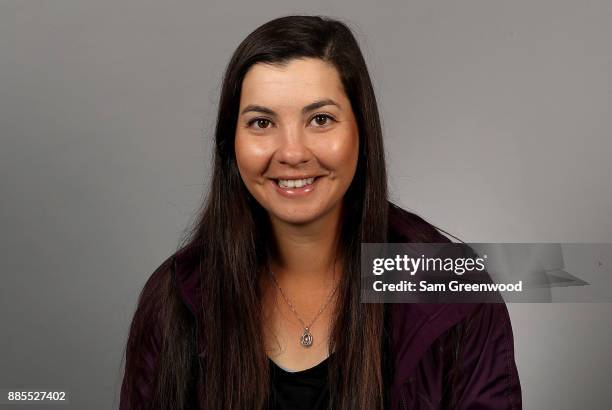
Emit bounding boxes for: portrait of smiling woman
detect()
[120,15,521,410]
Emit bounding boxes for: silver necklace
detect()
[268,270,339,348]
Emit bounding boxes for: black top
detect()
[268,356,330,410]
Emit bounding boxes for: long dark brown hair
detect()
[121,15,455,410]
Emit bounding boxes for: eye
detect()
[247,118,273,130]
[310,114,336,127]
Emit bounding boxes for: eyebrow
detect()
[239,98,341,116]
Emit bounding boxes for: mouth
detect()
[274,176,319,188]
[269,175,323,198]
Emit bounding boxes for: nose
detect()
[274,124,312,167]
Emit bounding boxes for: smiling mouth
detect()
[274,176,319,188]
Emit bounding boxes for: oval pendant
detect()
[300,328,313,347]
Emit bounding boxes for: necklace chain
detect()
[268,269,339,347]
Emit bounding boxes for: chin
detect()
[273,212,319,225]
[268,207,326,225]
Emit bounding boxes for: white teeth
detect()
[277,177,315,188]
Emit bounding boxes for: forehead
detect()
[239,58,347,108]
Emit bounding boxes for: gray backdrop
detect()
[1,1,611,408]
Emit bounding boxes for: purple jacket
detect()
[121,205,522,409]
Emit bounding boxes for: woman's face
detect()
[235,58,359,226]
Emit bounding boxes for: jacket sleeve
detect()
[455,303,522,410]
[119,257,172,409]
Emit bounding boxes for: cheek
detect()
[235,134,269,178]
[317,129,359,174]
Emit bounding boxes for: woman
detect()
[120,15,521,410]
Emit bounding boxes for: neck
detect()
[267,203,343,289]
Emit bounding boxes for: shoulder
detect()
[396,303,522,410]
[125,243,200,343]
[387,201,451,243]
[448,303,522,409]
[123,254,177,353]
[390,303,482,375]
[394,303,522,409]
[444,302,517,371]
[140,255,176,310]
[119,251,185,408]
